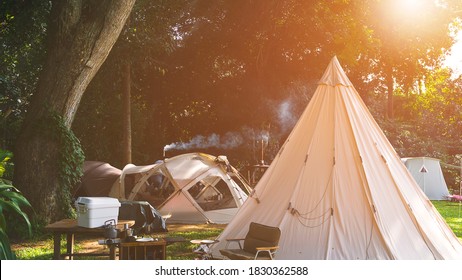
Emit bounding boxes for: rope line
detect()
[440,162,462,170]
[290,207,332,221]
[293,209,332,228]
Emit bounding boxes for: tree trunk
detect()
[385,64,394,120]
[122,61,132,164]
[13,0,135,225]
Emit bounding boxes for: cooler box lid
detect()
[75,197,121,209]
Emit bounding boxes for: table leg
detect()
[53,233,61,260]
[162,244,166,260]
[66,233,74,260]
[109,244,117,260]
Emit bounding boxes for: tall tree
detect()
[369,0,461,119]
[122,61,132,164]
[0,1,49,148]
[73,0,194,165]
[13,0,135,224]
[73,0,461,169]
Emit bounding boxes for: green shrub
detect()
[0,149,32,259]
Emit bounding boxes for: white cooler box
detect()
[75,197,121,228]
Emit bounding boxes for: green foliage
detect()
[73,0,194,166]
[73,0,462,170]
[372,67,462,192]
[36,112,84,218]
[413,69,462,145]
[2,0,462,182]
[0,1,50,149]
[0,149,13,180]
[0,149,32,260]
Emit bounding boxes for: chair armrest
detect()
[224,238,245,249]
[255,246,279,260]
[256,246,279,251]
[225,238,245,241]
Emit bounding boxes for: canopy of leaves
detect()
[2,1,462,185]
[0,1,50,147]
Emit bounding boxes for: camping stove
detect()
[98,238,121,244]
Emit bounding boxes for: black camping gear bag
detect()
[118,201,168,234]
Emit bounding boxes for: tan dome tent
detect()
[211,57,462,259]
[109,153,251,224]
[74,161,122,197]
[402,157,450,200]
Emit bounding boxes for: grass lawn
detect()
[12,223,226,260]
[432,200,462,240]
[11,201,462,260]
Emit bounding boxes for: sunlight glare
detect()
[400,0,422,12]
[391,0,426,19]
[444,30,462,78]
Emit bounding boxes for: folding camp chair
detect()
[219,222,281,260]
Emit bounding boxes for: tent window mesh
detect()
[189,177,237,211]
[134,173,175,207]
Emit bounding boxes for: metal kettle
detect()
[104,219,118,239]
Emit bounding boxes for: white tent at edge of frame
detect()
[401,157,450,200]
[108,152,251,224]
[210,56,462,260]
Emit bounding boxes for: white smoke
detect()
[164,132,244,152]
[277,98,297,134]
[260,131,269,147]
[164,98,300,155]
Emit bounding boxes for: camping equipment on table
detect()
[75,197,121,228]
[118,200,167,234]
[103,219,119,239]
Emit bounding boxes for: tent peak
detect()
[318,56,353,87]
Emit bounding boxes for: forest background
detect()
[1,1,462,226]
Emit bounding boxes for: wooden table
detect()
[45,219,134,260]
[118,238,167,260]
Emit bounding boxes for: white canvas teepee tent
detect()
[212,57,462,259]
[402,157,450,200]
[109,153,250,224]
